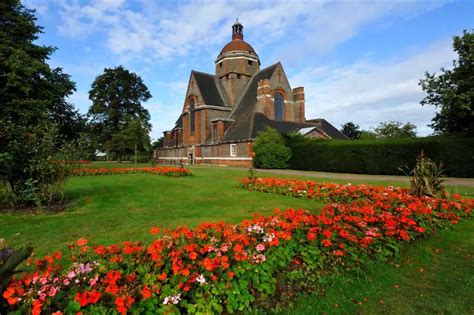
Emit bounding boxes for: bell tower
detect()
[215,20,260,106]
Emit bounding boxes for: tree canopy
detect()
[340,122,361,140]
[374,121,417,139]
[420,30,474,134]
[88,66,152,160]
[0,0,79,207]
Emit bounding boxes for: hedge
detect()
[286,135,474,178]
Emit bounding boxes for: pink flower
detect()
[256,244,265,252]
[89,276,98,286]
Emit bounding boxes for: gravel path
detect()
[192,165,474,187]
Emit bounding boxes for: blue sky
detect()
[24,0,474,138]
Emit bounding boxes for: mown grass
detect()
[283,219,474,315]
[1,163,473,313]
[1,165,320,256]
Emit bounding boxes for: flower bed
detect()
[3,178,472,314]
[239,177,410,203]
[73,167,191,177]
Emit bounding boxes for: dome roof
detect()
[220,38,256,54]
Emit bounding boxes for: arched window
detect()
[274,93,284,121]
[189,101,195,132]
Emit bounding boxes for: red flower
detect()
[141,286,152,299]
[307,232,317,241]
[158,272,167,281]
[115,295,134,315]
[77,238,88,246]
[32,299,42,315]
[150,227,160,235]
[3,287,18,305]
[321,239,332,247]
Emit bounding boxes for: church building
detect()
[155,21,347,166]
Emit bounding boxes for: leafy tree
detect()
[253,127,291,169]
[419,30,474,134]
[0,0,78,207]
[88,66,152,159]
[374,121,417,139]
[105,118,151,162]
[152,137,164,149]
[340,122,361,140]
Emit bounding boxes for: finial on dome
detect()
[232,19,243,40]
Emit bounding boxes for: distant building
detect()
[155,20,346,167]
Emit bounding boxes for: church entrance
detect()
[188,153,193,165]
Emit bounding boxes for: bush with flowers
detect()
[73,166,191,177]
[2,178,472,314]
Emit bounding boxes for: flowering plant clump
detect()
[239,177,410,203]
[73,167,191,177]
[3,183,472,314]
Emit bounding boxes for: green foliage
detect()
[359,130,378,140]
[88,66,152,160]
[374,121,417,139]
[406,151,445,197]
[1,125,76,207]
[253,127,292,169]
[0,1,79,208]
[286,134,474,177]
[152,137,164,149]
[340,122,361,140]
[420,30,474,134]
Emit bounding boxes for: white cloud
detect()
[290,40,455,136]
[55,0,450,62]
[23,0,49,16]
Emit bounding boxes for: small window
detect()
[219,63,222,68]
[189,101,195,132]
[213,125,218,143]
[248,60,253,66]
[237,74,241,79]
[274,93,284,121]
[230,144,237,157]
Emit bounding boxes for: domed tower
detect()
[216,20,260,106]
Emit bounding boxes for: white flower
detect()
[163,294,181,305]
[196,274,206,284]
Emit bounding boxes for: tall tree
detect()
[0,0,78,207]
[419,30,474,134]
[374,121,417,139]
[340,122,361,140]
[88,66,152,159]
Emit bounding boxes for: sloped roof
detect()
[192,71,227,106]
[223,112,314,142]
[306,119,349,140]
[229,63,279,121]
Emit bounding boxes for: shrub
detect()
[406,151,445,197]
[286,134,474,177]
[253,127,291,169]
[0,125,76,208]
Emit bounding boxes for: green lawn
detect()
[1,163,473,313]
[1,166,320,255]
[284,219,474,315]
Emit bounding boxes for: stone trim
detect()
[195,157,252,161]
[195,105,232,111]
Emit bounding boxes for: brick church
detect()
[155,20,346,166]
